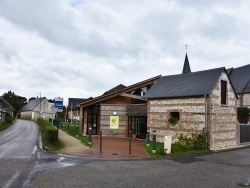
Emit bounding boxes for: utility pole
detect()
[38,92,41,118]
[40,92,41,118]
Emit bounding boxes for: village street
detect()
[0,120,38,188]
[0,120,250,187]
[32,146,250,187]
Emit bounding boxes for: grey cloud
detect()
[0,0,121,57]
[0,38,19,62]
[197,13,237,40]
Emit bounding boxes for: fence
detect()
[239,124,250,144]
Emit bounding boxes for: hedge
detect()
[37,118,58,146]
[237,107,250,124]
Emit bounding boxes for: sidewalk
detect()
[56,130,149,159]
[55,129,89,155]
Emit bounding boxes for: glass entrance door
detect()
[88,113,97,135]
[129,116,147,139]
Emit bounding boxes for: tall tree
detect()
[1,91,27,115]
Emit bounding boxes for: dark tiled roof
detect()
[144,67,226,99]
[182,53,191,74]
[227,64,250,93]
[103,84,127,95]
[18,97,45,112]
[68,98,89,109]
[0,97,14,110]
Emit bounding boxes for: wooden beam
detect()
[119,93,144,100]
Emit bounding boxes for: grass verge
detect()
[0,123,12,132]
[37,118,64,151]
[143,141,209,158]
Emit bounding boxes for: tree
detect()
[1,91,28,116]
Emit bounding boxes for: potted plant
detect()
[168,117,179,125]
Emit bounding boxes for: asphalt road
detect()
[0,119,38,188]
[31,146,250,188]
[1,120,250,187]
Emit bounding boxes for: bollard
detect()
[88,127,92,145]
[129,131,132,154]
[67,124,69,132]
[76,125,79,137]
[100,131,102,153]
[152,130,156,153]
[146,129,150,147]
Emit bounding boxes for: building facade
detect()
[79,76,160,138]
[145,68,238,150]
[18,97,53,120]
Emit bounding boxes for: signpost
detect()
[54,98,64,109]
[54,98,64,129]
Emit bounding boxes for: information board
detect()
[54,98,64,109]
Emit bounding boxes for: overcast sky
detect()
[0,0,250,105]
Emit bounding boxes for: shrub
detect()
[168,117,179,125]
[5,112,14,124]
[174,129,207,150]
[46,127,58,144]
[237,107,250,124]
[37,118,58,146]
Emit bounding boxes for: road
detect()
[0,119,38,188]
[31,147,250,187]
[1,120,250,187]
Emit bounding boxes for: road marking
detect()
[32,146,37,155]
[3,171,20,188]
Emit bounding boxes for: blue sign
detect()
[54,98,64,109]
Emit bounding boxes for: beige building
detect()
[0,97,14,124]
[18,97,53,120]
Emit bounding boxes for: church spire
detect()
[182,45,191,74]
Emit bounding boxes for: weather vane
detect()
[185,45,188,53]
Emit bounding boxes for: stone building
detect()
[0,97,14,124]
[144,67,238,150]
[76,52,249,150]
[227,64,250,108]
[18,97,53,120]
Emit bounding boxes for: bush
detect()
[37,118,59,146]
[237,107,250,124]
[168,117,178,125]
[174,129,208,150]
[47,127,58,144]
[5,112,14,124]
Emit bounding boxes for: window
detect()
[170,112,180,119]
[169,112,180,124]
[221,80,227,105]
